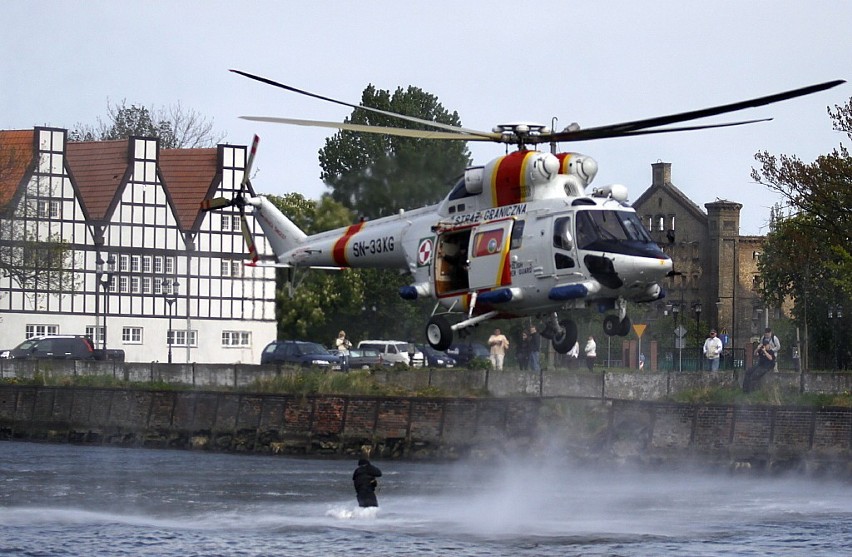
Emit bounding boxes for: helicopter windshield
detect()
[576,210,654,250]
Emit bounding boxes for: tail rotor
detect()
[200,135,261,263]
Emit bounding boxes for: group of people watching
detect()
[489,326,599,372]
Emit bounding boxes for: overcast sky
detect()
[2,1,849,235]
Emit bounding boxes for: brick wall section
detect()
[813,409,852,454]
[1,386,851,474]
[343,399,379,438]
[693,405,735,450]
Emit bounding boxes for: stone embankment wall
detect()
[1,385,850,476]
[3,359,852,399]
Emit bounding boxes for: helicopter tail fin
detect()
[245,196,308,260]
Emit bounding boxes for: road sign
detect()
[633,323,647,338]
[675,325,688,338]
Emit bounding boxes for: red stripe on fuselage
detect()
[492,150,532,207]
[332,222,366,266]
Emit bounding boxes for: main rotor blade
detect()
[560,79,845,140]
[241,116,496,141]
[231,69,496,139]
[548,118,774,142]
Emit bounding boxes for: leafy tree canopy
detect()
[318,85,471,220]
[751,97,852,299]
[69,100,224,148]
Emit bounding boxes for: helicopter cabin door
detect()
[434,228,472,296]
[466,219,514,291]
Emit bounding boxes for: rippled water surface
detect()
[1,440,851,556]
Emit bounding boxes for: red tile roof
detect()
[159,147,219,230]
[0,130,35,209]
[65,139,128,222]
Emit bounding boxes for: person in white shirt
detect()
[488,328,510,371]
[583,335,597,371]
[703,329,724,371]
[567,341,580,369]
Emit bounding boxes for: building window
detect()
[119,254,130,272]
[131,276,140,293]
[119,276,129,293]
[154,256,163,274]
[143,277,152,294]
[165,256,175,275]
[25,324,59,338]
[131,255,141,273]
[37,200,60,219]
[143,256,152,273]
[122,327,143,343]
[222,214,231,231]
[169,330,197,347]
[154,277,163,295]
[222,331,251,346]
[85,325,105,345]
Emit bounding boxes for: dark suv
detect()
[261,340,343,369]
[2,335,96,360]
[446,342,490,366]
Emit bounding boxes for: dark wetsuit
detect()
[743,344,775,393]
[352,458,382,508]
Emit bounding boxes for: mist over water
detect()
[1,440,850,556]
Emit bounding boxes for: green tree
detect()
[1,137,80,301]
[318,85,471,219]
[751,97,852,297]
[266,193,363,342]
[752,97,852,368]
[69,100,225,148]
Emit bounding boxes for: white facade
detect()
[0,128,276,363]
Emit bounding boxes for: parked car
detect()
[1,335,96,360]
[260,340,343,370]
[446,342,490,367]
[357,340,425,367]
[337,348,384,370]
[417,344,456,368]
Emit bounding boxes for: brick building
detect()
[633,162,772,356]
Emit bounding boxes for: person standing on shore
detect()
[488,328,510,371]
[703,329,723,371]
[584,335,597,371]
[528,325,542,372]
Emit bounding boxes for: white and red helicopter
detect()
[204,71,843,352]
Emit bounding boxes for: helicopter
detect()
[204,71,843,353]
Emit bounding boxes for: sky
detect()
[2,1,849,236]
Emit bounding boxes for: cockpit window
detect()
[576,210,654,249]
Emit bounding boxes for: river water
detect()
[1,440,850,556]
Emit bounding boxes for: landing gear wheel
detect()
[426,315,453,350]
[603,315,621,336]
[552,320,578,354]
[618,315,632,337]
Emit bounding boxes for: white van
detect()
[357,340,425,367]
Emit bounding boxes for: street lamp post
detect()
[163,278,180,364]
[829,304,843,369]
[693,302,702,364]
[95,256,116,353]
